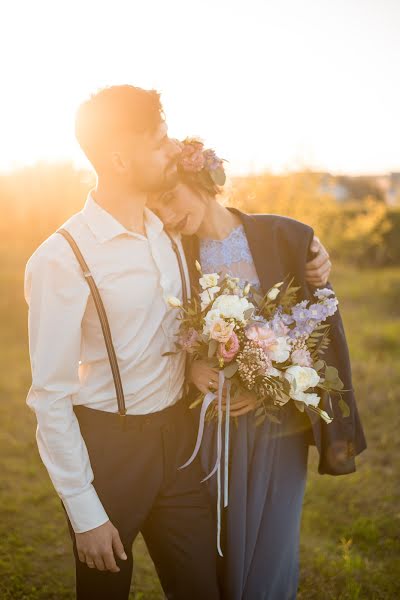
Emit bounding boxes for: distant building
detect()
[385,172,400,206]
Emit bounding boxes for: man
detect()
[24,85,331,599]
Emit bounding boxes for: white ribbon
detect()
[179,369,231,557]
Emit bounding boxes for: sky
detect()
[0,0,399,175]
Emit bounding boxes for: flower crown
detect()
[177,137,226,195]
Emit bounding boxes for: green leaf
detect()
[223,361,239,378]
[325,366,339,382]
[244,307,254,320]
[314,359,325,371]
[339,397,351,418]
[210,167,226,186]
[265,412,282,424]
[189,396,204,409]
[208,339,218,358]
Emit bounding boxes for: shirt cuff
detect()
[62,486,109,533]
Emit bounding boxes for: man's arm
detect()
[24,237,126,571]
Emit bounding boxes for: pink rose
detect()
[209,319,235,343]
[218,332,240,363]
[245,324,277,351]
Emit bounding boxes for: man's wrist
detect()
[62,486,109,533]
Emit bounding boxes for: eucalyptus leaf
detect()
[223,361,239,378]
[208,339,218,358]
[210,167,226,186]
[325,366,339,381]
[339,397,351,418]
[244,307,255,320]
[294,400,305,412]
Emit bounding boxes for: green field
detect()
[1,250,399,599]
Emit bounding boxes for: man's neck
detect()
[93,179,147,236]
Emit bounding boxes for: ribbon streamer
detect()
[179,369,232,557]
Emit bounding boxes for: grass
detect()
[1,249,399,599]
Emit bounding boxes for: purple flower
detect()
[323,297,339,317]
[291,300,311,324]
[314,288,335,300]
[307,302,329,321]
[289,319,318,338]
[203,149,223,171]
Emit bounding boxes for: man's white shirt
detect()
[24,192,190,533]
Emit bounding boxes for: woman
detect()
[149,139,367,600]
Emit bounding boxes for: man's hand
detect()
[75,520,127,573]
[189,359,219,395]
[305,236,332,287]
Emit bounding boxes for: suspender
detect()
[56,227,189,418]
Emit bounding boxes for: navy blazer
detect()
[181,208,367,476]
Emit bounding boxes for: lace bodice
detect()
[199,224,261,290]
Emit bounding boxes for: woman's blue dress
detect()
[198,225,310,600]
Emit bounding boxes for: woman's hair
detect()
[75,85,164,171]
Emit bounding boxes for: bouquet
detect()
[166,261,349,426]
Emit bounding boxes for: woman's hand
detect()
[222,389,260,417]
[189,360,260,416]
[189,359,219,395]
[305,236,332,287]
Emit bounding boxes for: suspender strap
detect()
[165,231,188,305]
[56,228,127,417]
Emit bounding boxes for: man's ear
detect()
[110,151,126,174]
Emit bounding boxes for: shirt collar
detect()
[81,191,164,243]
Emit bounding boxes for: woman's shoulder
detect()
[229,207,314,242]
[249,212,313,236]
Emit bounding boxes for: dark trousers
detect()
[63,400,220,600]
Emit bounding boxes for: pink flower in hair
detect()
[218,331,240,363]
[180,139,205,172]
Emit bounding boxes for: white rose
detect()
[200,286,220,310]
[166,296,182,308]
[212,294,254,321]
[293,391,320,407]
[267,287,280,300]
[199,273,220,289]
[268,336,291,363]
[284,366,320,398]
